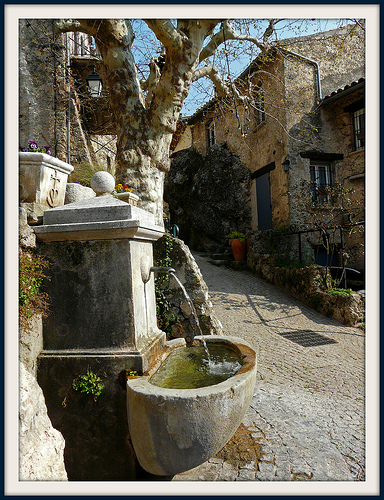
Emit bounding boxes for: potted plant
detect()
[19,140,73,208]
[114,183,139,205]
[228,231,247,261]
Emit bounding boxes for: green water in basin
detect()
[149,342,243,389]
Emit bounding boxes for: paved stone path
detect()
[173,253,365,482]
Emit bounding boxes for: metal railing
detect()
[67,32,100,58]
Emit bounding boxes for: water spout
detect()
[142,266,176,283]
[150,266,176,274]
[142,265,204,349]
[168,270,204,349]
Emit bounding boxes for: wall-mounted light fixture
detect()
[86,67,103,97]
[282,158,290,172]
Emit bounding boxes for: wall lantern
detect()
[86,67,103,97]
[282,158,290,172]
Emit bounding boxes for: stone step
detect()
[228,260,248,270]
[210,253,234,261]
[207,258,248,270]
[208,259,229,267]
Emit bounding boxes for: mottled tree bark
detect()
[74,20,215,223]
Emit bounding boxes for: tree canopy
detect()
[59,18,357,116]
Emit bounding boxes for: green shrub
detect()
[228,231,246,242]
[328,288,354,296]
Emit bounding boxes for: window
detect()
[206,121,215,148]
[344,98,365,152]
[254,89,265,126]
[353,107,365,150]
[310,161,334,203]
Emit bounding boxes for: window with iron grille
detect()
[310,160,334,203]
[254,89,265,126]
[353,107,365,150]
[206,120,216,148]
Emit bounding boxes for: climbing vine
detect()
[153,230,182,338]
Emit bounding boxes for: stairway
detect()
[207,251,247,270]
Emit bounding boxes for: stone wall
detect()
[19,315,43,379]
[282,23,365,99]
[19,363,68,481]
[19,19,66,159]
[319,89,365,269]
[249,253,364,327]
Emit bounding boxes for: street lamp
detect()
[86,67,103,97]
[282,158,290,172]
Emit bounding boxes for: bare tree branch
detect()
[263,19,277,43]
[199,19,272,63]
[144,19,185,51]
[192,65,229,96]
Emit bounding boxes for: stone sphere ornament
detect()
[91,171,115,196]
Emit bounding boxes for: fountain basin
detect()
[126,336,257,476]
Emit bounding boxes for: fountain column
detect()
[33,173,166,480]
[34,175,165,371]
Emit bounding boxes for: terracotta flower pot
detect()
[231,239,246,261]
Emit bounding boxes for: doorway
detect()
[255,171,272,230]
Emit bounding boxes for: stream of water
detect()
[169,271,211,359]
[148,270,243,389]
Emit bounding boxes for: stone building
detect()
[19,19,117,176]
[172,22,365,273]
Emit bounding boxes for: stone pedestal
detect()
[34,186,166,480]
[34,193,165,372]
[19,152,73,208]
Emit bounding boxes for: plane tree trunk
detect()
[78,19,219,224]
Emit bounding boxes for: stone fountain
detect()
[33,171,257,480]
[35,172,165,372]
[34,172,166,480]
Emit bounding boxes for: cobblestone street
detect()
[173,253,367,484]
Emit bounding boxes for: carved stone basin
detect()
[126,335,257,476]
[19,152,73,208]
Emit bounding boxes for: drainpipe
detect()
[66,33,71,164]
[280,48,322,102]
[52,21,58,157]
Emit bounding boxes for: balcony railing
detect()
[67,32,100,58]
